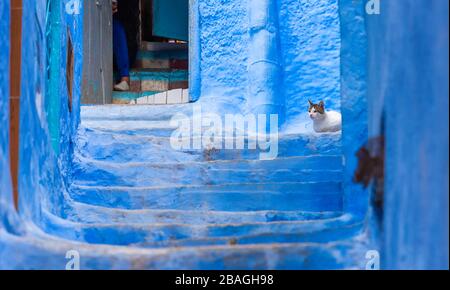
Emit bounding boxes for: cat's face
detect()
[308,100,325,120]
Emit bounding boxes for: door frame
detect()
[9,0,22,210]
[81,0,113,105]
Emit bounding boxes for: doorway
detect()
[121,0,189,105]
[81,0,189,105]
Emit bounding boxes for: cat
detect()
[308,100,342,133]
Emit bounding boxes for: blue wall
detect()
[3,0,83,224]
[197,0,249,112]
[280,0,341,119]
[195,0,342,121]
[17,0,59,222]
[0,0,85,268]
[338,0,369,218]
[366,0,449,270]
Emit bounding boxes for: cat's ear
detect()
[319,101,325,108]
[308,100,314,106]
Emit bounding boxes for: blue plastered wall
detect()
[366,0,449,270]
[14,0,83,225]
[338,0,369,218]
[195,0,342,120]
[280,0,341,119]
[18,0,61,222]
[196,0,249,111]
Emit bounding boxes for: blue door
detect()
[152,0,188,41]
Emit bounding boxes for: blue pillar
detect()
[247,0,285,124]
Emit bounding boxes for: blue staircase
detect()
[19,104,368,270]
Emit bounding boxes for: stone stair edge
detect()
[1,227,367,263]
[73,154,343,168]
[71,201,343,216]
[41,211,360,247]
[70,180,343,192]
[45,209,353,229]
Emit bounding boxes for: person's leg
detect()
[113,18,130,87]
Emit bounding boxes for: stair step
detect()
[134,50,188,70]
[80,103,196,121]
[80,119,181,136]
[134,59,188,70]
[76,127,342,162]
[0,230,368,269]
[69,182,343,211]
[135,222,362,248]
[113,89,190,105]
[112,91,160,104]
[74,155,343,171]
[129,70,188,93]
[136,49,188,61]
[129,69,188,79]
[44,211,360,248]
[71,156,343,187]
[69,202,343,224]
[129,89,190,105]
[80,119,177,134]
[140,42,188,52]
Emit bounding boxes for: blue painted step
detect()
[71,156,343,187]
[75,127,342,162]
[42,211,361,248]
[0,230,367,270]
[80,119,179,136]
[69,182,343,211]
[129,69,188,86]
[68,201,343,224]
[27,104,361,270]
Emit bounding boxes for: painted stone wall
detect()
[197,0,249,112]
[2,0,84,226]
[196,0,341,122]
[338,0,368,218]
[279,0,341,119]
[366,0,449,270]
[17,0,59,222]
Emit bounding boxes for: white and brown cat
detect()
[308,100,342,133]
